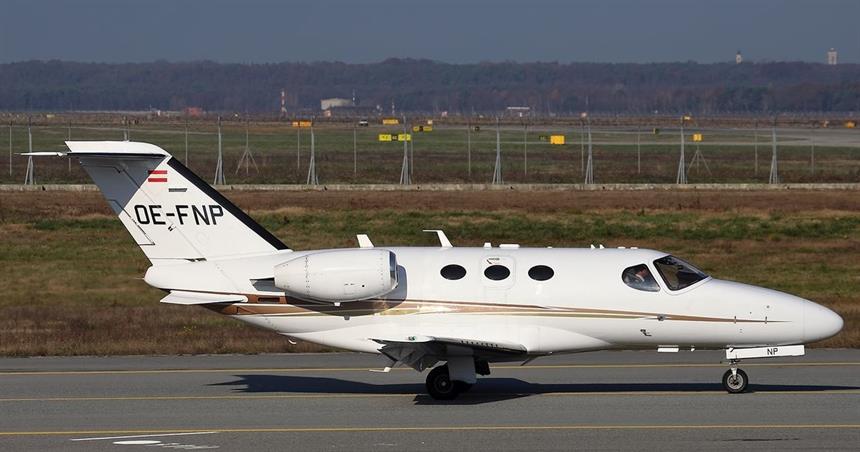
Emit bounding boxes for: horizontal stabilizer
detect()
[160,290,247,305]
[19,152,67,156]
[65,141,169,157]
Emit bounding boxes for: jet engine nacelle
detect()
[273,249,398,303]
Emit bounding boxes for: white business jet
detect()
[30,142,843,400]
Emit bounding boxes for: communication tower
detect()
[584,119,594,185]
[24,118,35,185]
[492,118,502,185]
[769,127,779,184]
[213,116,226,185]
[306,127,319,185]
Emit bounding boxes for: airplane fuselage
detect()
[144,246,841,357]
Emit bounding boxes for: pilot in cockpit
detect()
[622,264,660,292]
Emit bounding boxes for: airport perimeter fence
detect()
[2,116,859,186]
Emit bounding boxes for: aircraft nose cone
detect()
[804,302,843,342]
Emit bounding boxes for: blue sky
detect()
[1,0,857,64]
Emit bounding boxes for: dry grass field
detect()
[1,189,859,356]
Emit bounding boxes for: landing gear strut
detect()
[722,360,748,394]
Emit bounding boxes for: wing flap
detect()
[370,334,528,371]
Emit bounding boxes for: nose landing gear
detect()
[722,360,748,394]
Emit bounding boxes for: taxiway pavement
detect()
[1,350,858,451]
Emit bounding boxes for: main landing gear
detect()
[721,360,748,394]
[425,365,459,400]
[425,359,489,400]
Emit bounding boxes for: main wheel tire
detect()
[722,368,749,394]
[426,365,459,400]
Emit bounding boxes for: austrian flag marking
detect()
[147,169,167,183]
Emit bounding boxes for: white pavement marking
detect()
[72,432,217,442]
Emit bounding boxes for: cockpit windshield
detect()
[653,255,709,290]
[621,264,660,292]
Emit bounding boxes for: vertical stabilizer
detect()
[66,141,288,265]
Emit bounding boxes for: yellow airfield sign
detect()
[382,118,400,125]
[692,133,703,142]
[550,135,565,145]
[412,125,433,132]
[379,133,412,142]
[291,120,313,128]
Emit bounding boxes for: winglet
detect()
[357,234,374,248]
[423,230,453,248]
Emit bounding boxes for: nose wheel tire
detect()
[722,368,748,394]
[426,365,459,400]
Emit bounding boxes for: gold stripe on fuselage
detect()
[203,298,775,324]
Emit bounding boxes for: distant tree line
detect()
[0,59,858,114]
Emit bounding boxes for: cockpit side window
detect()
[621,264,660,292]
[653,255,708,291]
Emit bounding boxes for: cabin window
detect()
[621,264,660,292]
[484,265,511,281]
[440,264,467,280]
[653,255,708,291]
[528,265,554,281]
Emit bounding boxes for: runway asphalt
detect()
[1,349,858,451]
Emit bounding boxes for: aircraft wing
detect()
[371,335,528,371]
[160,290,247,305]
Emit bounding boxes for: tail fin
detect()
[66,141,288,264]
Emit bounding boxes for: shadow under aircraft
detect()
[211,374,859,405]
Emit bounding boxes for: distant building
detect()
[506,106,531,118]
[321,98,353,111]
[321,105,377,118]
[827,48,838,65]
[735,51,743,64]
[183,107,204,117]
